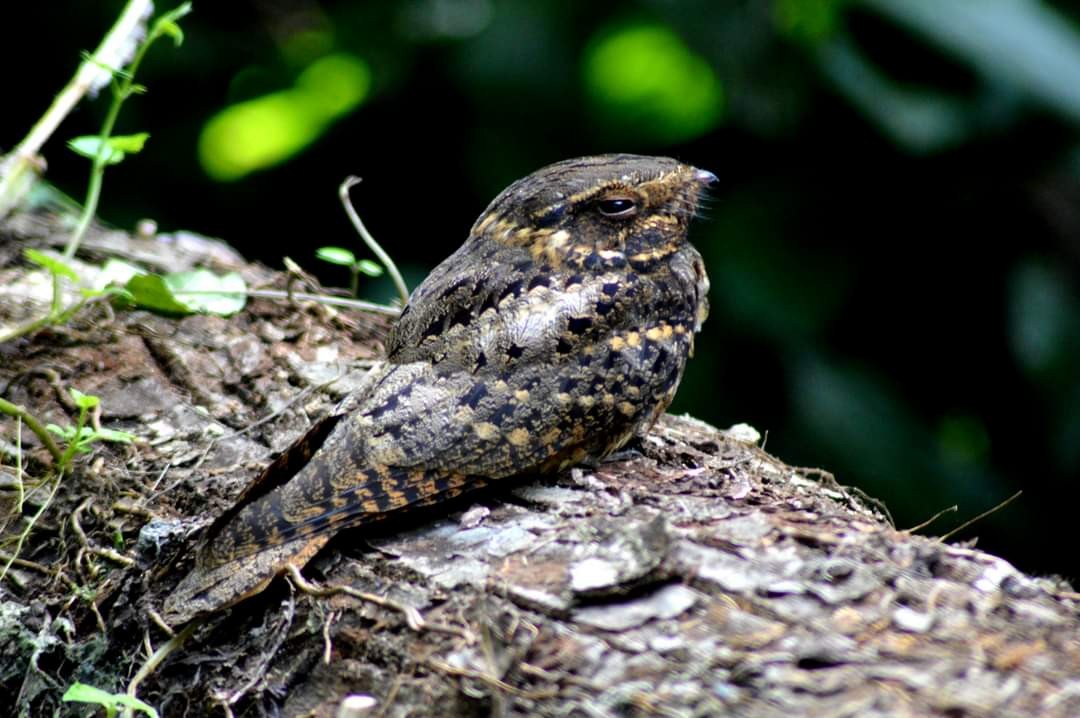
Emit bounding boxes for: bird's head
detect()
[471,154,715,271]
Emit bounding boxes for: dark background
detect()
[6,1,1080,579]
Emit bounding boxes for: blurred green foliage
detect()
[199,53,371,180]
[583,20,724,143]
[4,0,1080,579]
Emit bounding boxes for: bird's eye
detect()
[595,197,638,218]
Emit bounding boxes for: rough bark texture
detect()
[1,209,1078,717]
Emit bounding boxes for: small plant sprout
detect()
[339,175,410,304]
[0,2,192,343]
[64,2,192,260]
[46,388,135,466]
[316,246,384,297]
[62,682,159,718]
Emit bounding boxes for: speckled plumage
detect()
[164,154,713,623]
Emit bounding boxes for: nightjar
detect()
[164,153,714,622]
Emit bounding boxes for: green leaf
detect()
[95,427,136,444]
[160,3,193,25]
[165,270,247,316]
[47,422,133,452]
[94,258,145,290]
[124,274,193,315]
[315,246,357,267]
[92,258,145,293]
[68,133,149,164]
[83,286,136,304]
[62,683,115,706]
[68,136,123,164]
[356,259,384,277]
[122,269,247,317]
[24,249,79,281]
[153,3,193,47]
[108,133,150,154]
[157,20,185,46]
[46,423,76,441]
[69,388,100,410]
[97,259,143,285]
[71,427,99,452]
[63,682,160,718]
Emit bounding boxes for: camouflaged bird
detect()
[163,154,714,623]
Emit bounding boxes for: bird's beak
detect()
[692,168,718,186]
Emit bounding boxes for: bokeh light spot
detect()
[297,53,372,116]
[199,53,371,181]
[583,22,723,143]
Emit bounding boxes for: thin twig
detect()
[425,658,558,700]
[381,673,404,715]
[88,600,107,634]
[903,504,959,535]
[0,551,52,575]
[0,550,80,597]
[0,290,117,345]
[339,176,410,305]
[0,398,63,463]
[0,0,153,218]
[13,418,25,515]
[146,607,176,638]
[285,564,475,643]
[71,498,98,579]
[322,610,339,664]
[92,545,136,567]
[123,619,200,718]
[112,499,154,519]
[172,287,400,316]
[940,491,1023,542]
[0,470,64,585]
[519,662,600,690]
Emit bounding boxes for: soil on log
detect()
[1,208,1078,718]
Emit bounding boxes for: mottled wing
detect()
[179,257,694,556]
[190,341,653,567]
[199,411,345,533]
[385,234,517,367]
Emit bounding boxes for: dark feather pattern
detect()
[164,154,713,623]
